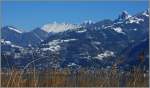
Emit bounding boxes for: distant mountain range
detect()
[1,9,149,71]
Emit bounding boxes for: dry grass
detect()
[1,66,149,87]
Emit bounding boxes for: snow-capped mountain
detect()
[1,26,23,46]
[1,9,149,70]
[41,22,81,33]
[39,9,149,68]
[1,23,80,47]
[1,26,49,47]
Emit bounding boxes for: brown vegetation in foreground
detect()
[1,66,149,87]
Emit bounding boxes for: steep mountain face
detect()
[20,28,49,47]
[117,11,132,21]
[120,38,149,70]
[1,10,149,70]
[32,28,49,40]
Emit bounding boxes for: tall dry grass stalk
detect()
[1,66,149,87]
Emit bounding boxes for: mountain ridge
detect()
[1,9,149,71]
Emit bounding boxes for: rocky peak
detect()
[118,11,131,21]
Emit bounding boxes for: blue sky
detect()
[1,1,149,31]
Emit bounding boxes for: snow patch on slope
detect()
[8,27,22,33]
[125,16,144,24]
[95,51,115,60]
[113,27,125,34]
[76,29,87,33]
[61,39,77,42]
[5,41,11,45]
[133,28,137,31]
[42,39,77,52]
[68,63,77,67]
[42,40,61,52]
